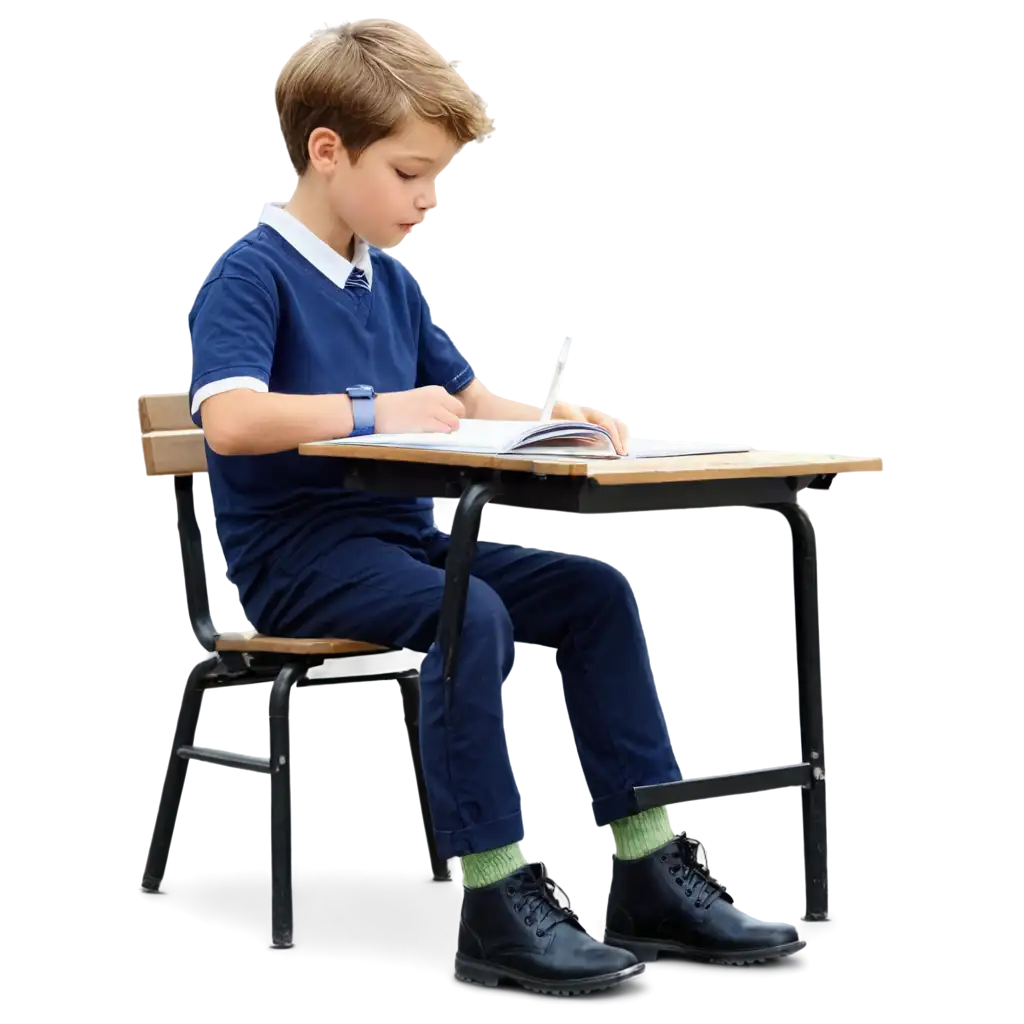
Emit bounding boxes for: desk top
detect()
[297,443,882,486]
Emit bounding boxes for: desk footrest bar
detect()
[634,763,813,809]
[176,745,272,774]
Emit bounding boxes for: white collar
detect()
[258,201,374,289]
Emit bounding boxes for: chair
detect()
[134,389,442,942]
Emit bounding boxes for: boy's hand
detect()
[553,401,630,455]
[375,386,466,434]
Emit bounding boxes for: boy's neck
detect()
[284,180,357,262]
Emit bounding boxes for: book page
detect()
[514,434,616,456]
[316,419,615,453]
[318,419,528,450]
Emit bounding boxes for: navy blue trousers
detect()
[256,529,682,860]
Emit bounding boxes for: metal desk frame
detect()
[335,457,835,921]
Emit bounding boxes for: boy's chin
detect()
[366,230,404,250]
[385,228,415,249]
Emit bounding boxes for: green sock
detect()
[609,805,675,860]
[461,841,528,888]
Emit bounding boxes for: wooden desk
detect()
[298,441,883,921]
[297,443,880,481]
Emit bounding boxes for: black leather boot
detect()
[604,833,806,965]
[456,862,644,995]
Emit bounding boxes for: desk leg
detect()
[437,480,504,712]
[764,502,828,922]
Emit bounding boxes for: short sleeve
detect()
[414,289,474,394]
[188,271,278,427]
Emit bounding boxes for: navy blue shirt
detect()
[188,202,474,622]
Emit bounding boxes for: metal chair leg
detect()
[141,655,220,892]
[269,663,304,948]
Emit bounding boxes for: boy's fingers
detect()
[610,419,626,452]
[585,409,622,454]
[433,410,460,431]
[444,394,466,417]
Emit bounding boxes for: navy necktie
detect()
[346,266,370,291]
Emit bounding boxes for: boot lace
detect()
[507,872,580,937]
[663,833,727,909]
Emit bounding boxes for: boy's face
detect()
[318,118,461,250]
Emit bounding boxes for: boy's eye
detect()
[396,170,416,181]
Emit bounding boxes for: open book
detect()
[314,419,750,460]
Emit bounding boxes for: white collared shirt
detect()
[257,201,374,289]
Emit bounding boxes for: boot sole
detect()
[603,930,806,966]
[454,951,645,995]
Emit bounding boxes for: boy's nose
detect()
[419,183,438,210]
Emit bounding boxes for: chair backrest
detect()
[135,391,204,479]
[139,392,216,649]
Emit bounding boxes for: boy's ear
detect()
[306,127,344,171]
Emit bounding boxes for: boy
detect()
[189,19,803,995]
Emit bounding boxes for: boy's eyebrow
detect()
[397,154,437,164]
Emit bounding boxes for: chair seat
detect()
[214,631,391,656]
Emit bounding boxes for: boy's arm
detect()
[458,379,630,455]
[192,266,467,455]
[457,379,543,421]
[200,389,356,456]
[190,267,354,456]
[201,386,466,456]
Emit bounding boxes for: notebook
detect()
[312,419,750,460]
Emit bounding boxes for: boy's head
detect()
[276,19,494,250]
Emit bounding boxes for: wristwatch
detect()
[345,384,376,436]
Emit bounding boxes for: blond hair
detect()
[275,19,495,175]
